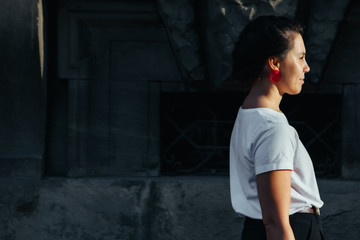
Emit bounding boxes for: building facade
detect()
[1,0,360,239]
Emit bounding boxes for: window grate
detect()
[161,92,341,178]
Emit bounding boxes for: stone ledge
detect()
[0,177,359,239]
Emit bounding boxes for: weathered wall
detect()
[0,1,353,175]
[305,0,350,82]
[322,1,360,179]
[1,0,360,239]
[157,0,300,87]
[201,0,299,86]
[156,0,205,82]
[0,0,45,178]
[157,0,350,86]
[0,177,359,240]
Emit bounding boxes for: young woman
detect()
[229,16,325,240]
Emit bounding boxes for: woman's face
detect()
[277,33,310,95]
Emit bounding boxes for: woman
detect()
[229,16,325,240]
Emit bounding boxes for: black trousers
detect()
[241,213,325,240]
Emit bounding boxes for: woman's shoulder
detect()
[239,106,287,125]
[243,106,296,131]
[236,107,292,137]
[251,115,297,147]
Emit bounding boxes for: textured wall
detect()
[0,0,45,177]
[157,0,350,86]
[156,0,205,82]
[305,0,350,82]
[203,0,299,86]
[157,0,299,86]
[0,0,359,239]
[0,177,359,240]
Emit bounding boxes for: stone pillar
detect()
[0,0,45,178]
[321,0,360,179]
[341,85,360,179]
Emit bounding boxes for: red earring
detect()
[270,69,281,83]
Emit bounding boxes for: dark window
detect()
[161,92,341,178]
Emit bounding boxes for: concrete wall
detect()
[157,0,350,86]
[323,1,360,178]
[1,0,360,239]
[0,177,359,240]
[0,0,45,179]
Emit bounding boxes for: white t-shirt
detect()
[230,107,324,219]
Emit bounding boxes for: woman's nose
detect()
[304,60,310,73]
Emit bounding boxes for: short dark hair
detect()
[231,15,303,85]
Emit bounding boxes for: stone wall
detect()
[157,0,350,86]
[1,0,360,239]
[1,177,359,240]
[0,1,354,176]
[0,0,44,178]
[201,0,299,86]
[156,0,205,82]
[322,0,360,179]
[305,0,350,82]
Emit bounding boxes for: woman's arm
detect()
[257,170,295,240]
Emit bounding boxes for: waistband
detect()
[298,206,320,215]
[244,206,321,223]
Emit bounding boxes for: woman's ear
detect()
[268,56,280,71]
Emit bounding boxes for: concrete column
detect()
[0,0,45,178]
[341,85,360,179]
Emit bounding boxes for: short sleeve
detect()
[252,123,296,175]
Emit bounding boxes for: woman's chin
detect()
[287,87,302,95]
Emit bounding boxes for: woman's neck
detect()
[242,79,283,112]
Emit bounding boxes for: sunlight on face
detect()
[278,33,310,95]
